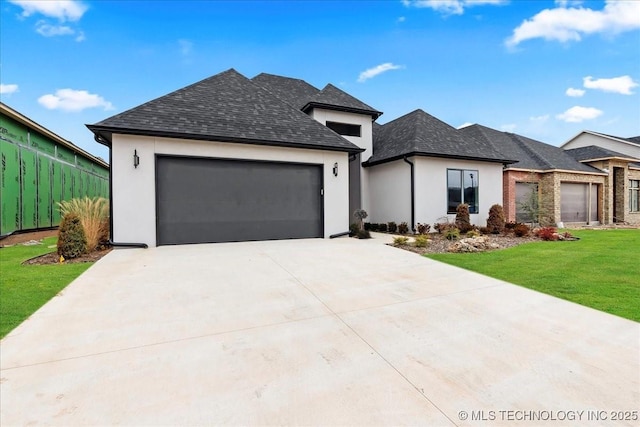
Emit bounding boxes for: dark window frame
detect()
[447,169,479,214]
[325,121,361,137]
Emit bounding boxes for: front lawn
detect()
[427,229,639,322]
[0,237,93,338]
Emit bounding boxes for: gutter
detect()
[109,241,148,249]
[403,156,416,233]
[329,231,350,239]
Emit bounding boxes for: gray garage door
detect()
[156,156,323,245]
[561,182,597,223]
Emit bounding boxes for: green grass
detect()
[0,237,93,338]
[427,229,640,322]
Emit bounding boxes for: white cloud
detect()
[565,87,585,97]
[500,123,517,132]
[36,22,74,37]
[555,0,583,6]
[457,122,474,129]
[529,114,550,123]
[178,39,193,56]
[9,0,87,22]
[556,106,603,122]
[583,75,638,95]
[402,0,507,16]
[38,89,114,112]
[506,0,640,48]
[357,63,404,83]
[397,16,406,23]
[0,84,19,94]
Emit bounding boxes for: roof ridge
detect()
[507,133,553,169]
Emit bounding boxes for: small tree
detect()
[455,203,473,233]
[353,209,368,231]
[57,213,87,259]
[486,204,505,234]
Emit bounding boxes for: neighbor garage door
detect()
[560,182,597,223]
[156,156,323,245]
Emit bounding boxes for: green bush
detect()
[486,204,505,234]
[349,223,360,237]
[58,197,109,252]
[388,222,397,233]
[379,223,388,232]
[57,213,87,259]
[398,222,409,234]
[445,227,460,241]
[466,229,481,238]
[393,236,409,246]
[414,235,430,248]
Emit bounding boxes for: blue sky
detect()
[1,0,639,161]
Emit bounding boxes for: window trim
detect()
[447,168,479,214]
[325,121,361,137]
[630,179,640,213]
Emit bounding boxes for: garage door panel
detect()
[157,157,323,245]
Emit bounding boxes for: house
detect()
[561,131,640,224]
[1,102,109,236]
[87,69,381,246]
[364,110,514,231]
[460,124,610,226]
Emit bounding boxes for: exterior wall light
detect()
[333,162,338,177]
[133,150,140,168]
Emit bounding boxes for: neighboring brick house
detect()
[562,131,640,225]
[460,124,608,226]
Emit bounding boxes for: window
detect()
[447,169,478,214]
[631,180,640,212]
[326,121,361,137]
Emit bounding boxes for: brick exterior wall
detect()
[503,170,541,223]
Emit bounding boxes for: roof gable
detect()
[303,84,382,119]
[366,110,513,166]
[88,69,361,153]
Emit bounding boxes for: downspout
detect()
[94,133,148,249]
[403,156,416,233]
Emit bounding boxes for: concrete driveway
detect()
[1,237,638,426]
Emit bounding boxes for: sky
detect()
[1,0,639,162]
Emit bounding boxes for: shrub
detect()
[414,235,430,248]
[486,204,505,234]
[445,227,460,241]
[513,223,531,237]
[57,213,87,259]
[353,209,368,231]
[398,222,409,234]
[478,226,490,235]
[466,229,481,238]
[378,223,388,232]
[535,226,558,241]
[504,221,518,230]
[388,221,397,233]
[58,197,109,252]
[416,223,431,234]
[455,204,473,233]
[393,236,409,246]
[357,229,371,239]
[369,223,379,232]
[562,231,574,239]
[433,222,449,234]
[349,223,359,237]
[364,222,371,231]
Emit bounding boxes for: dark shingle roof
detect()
[565,145,640,162]
[462,124,604,173]
[625,136,640,145]
[87,69,362,153]
[365,110,514,166]
[251,73,319,110]
[303,84,382,119]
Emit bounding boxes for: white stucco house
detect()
[88,69,515,247]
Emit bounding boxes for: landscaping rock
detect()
[448,236,500,253]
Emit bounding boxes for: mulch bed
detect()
[22,248,113,265]
[389,234,541,255]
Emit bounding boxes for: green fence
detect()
[0,113,109,235]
